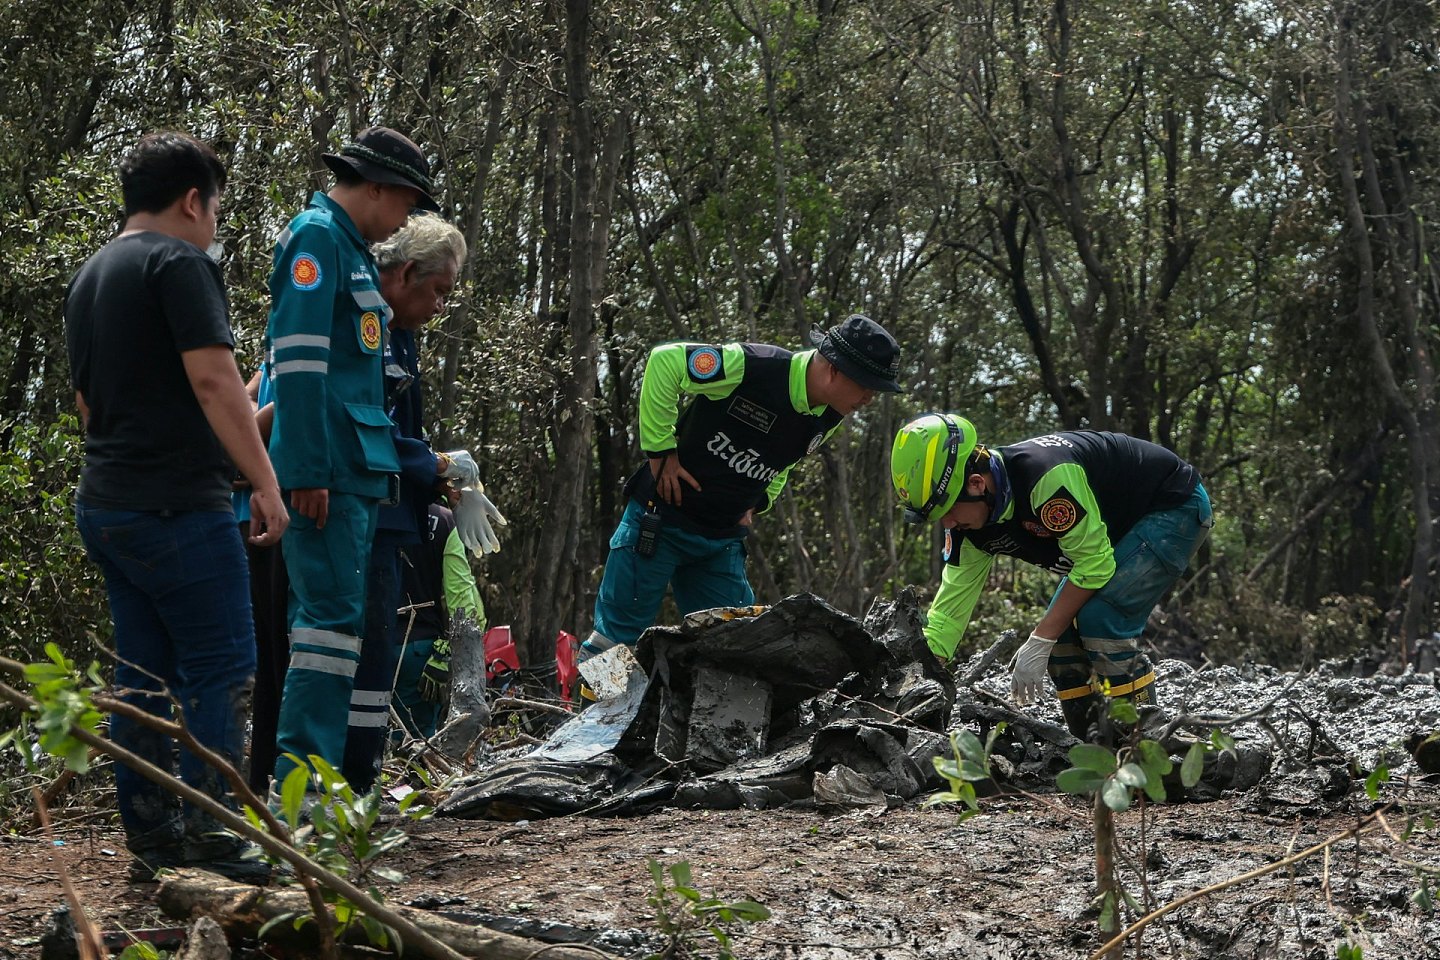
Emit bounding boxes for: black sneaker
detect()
[183,836,273,886]
[184,852,273,885]
[127,844,185,883]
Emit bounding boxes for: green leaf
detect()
[1210,730,1237,754]
[1097,890,1117,931]
[1115,763,1148,789]
[1363,765,1390,800]
[280,763,310,826]
[959,760,990,782]
[310,754,343,788]
[358,915,389,949]
[1056,767,1107,795]
[1180,743,1207,787]
[669,861,693,888]
[727,900,770,921]
[1068,743,1118,774]
[953,728,985,762]
[1108,698,1139,725]
[1101,778,1132,812]
[257,910,303,939]
[1142,774,1168,804]
[1135,739,1174,775]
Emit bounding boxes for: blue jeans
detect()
[591,499,754,648]
[1050,484,1214,704]
[76,502,255,853]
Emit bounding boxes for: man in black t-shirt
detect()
[65,132,288,885]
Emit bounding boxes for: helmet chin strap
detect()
[905,417,965,524]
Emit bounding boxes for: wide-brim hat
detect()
[322,126,440,212]
[809,314,903,392]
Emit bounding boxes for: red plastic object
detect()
[483,625,520,682]
[555,629,579,704]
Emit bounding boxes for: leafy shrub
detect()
[1190,582,1383,668]
[0,417,109,664]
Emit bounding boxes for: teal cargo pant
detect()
[585,499,753,659]
[272,492,378,787]
[1050,483,1213,736]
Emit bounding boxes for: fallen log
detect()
[157,869,620,960]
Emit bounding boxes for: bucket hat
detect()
[809,314,902,392]
[322,126,440,212]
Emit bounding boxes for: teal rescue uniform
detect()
[267,193,400,788]
[926,431,1211,736]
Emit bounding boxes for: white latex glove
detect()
[438,449,481,489]
[1009,632,1057,705]
[454,483,507,555]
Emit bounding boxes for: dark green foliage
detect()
[0,419,108,664]
[0,0,1435,676]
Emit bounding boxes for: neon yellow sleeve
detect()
[637,342,748,455]
[442,528,486,631]
[925,539,994,659]
[1030,462,1113,589]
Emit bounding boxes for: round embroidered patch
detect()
[291,254,322,290]
[688,347,721,380]
[1039,497,1078,533]
[360,311,382,350]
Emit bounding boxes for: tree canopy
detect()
[2,0,1436,670]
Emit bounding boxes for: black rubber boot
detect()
[1060,694,1108,743]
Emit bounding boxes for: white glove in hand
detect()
[455,483,508,555]
[438,449,481,489]
[1009,633,1057,705]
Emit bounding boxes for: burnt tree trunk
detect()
[525,0,628,668]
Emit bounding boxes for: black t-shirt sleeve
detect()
[157,246,233,353]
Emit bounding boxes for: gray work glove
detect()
[437,449,481,490]
[455,483,507,555]
[1009,633,1057,705]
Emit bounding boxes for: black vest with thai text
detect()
[626,344,842,538]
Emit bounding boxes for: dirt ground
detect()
[4,781,1439,960]
[6,629,1440,960]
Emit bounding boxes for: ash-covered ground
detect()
[4,655,1439,960]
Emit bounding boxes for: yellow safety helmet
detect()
[891,414,980,524]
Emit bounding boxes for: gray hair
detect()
[372,213,467,278]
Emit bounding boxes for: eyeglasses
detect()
[903,416,962,525]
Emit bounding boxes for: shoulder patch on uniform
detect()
[686,345,724,382]
[291,253,322,290]
[1038,485,1086,534]
[360,311,382,351]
